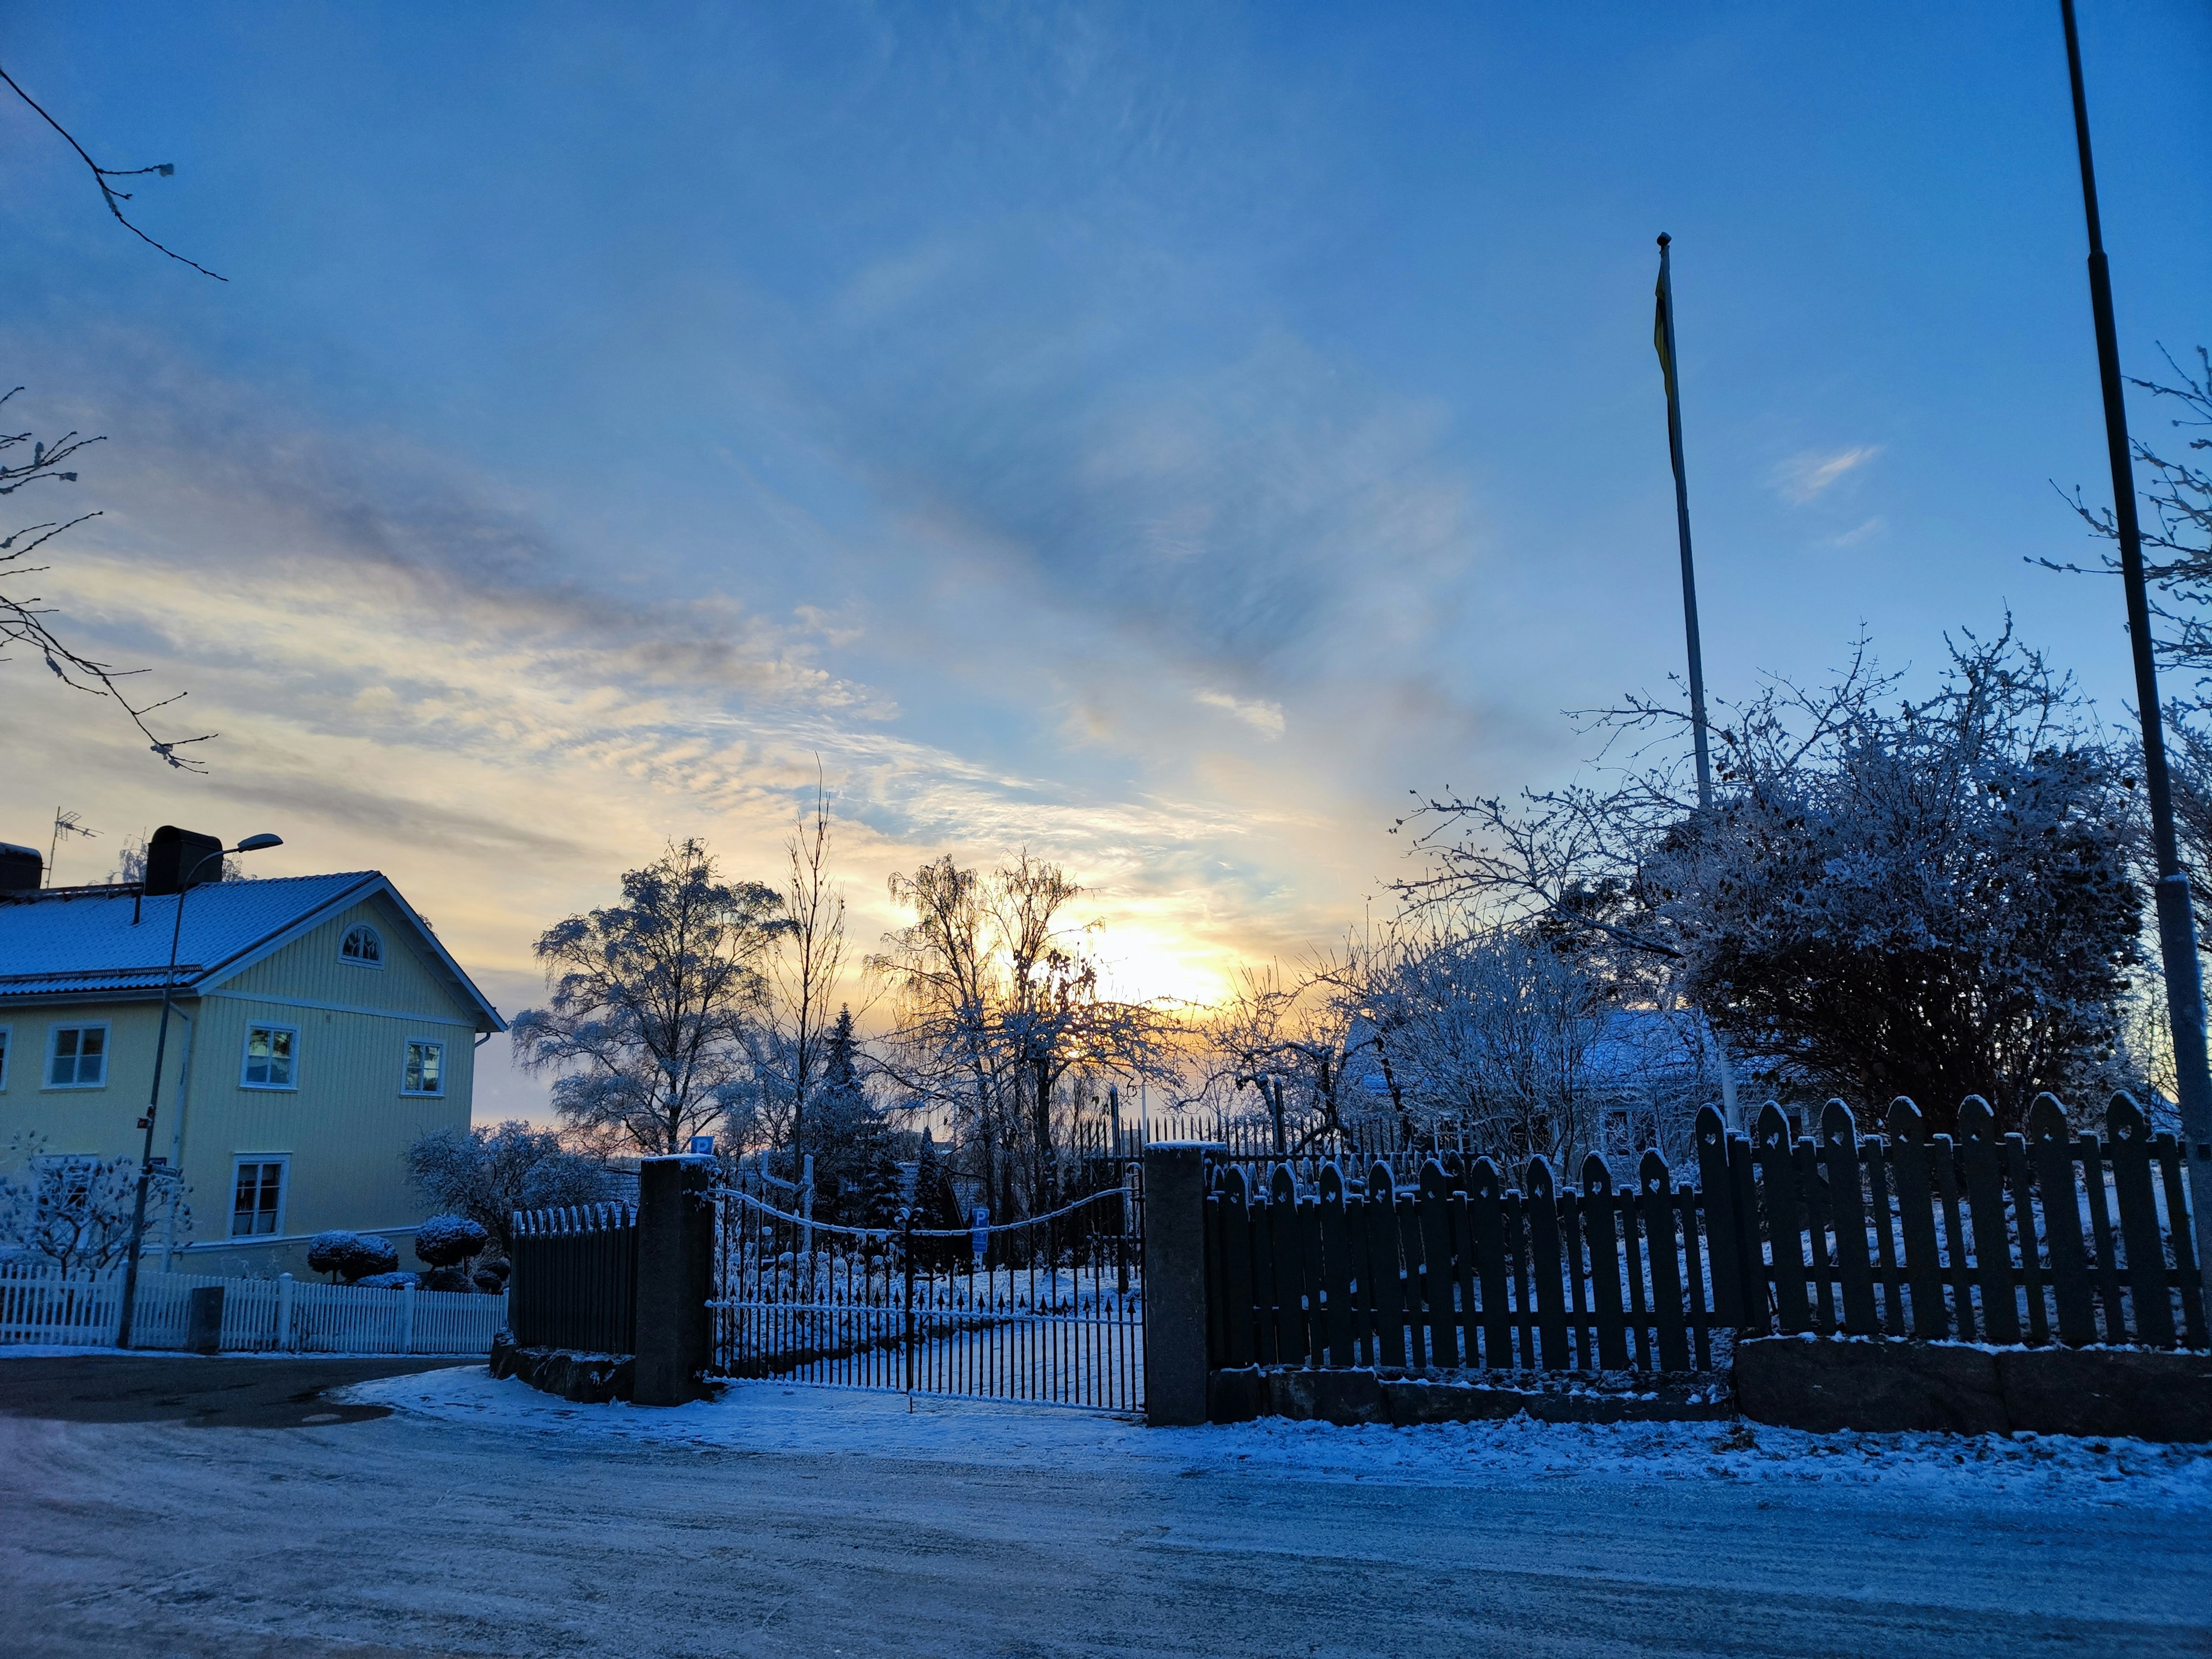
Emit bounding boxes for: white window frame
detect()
[401,1038,446,1097]
[0,1023,12,1090]
[339,923,385,968]
[240,1023,301,1092]
[228,1154,290,1238]
[44,1022,111,1090]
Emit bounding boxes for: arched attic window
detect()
[340,923,385,968]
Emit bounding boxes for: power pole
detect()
[2058,0,2212,1304]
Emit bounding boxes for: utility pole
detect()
[1654,232,1743,1132]
[2058,0,2212,1305]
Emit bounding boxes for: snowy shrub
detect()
[0,1135,191,1275]
[412,1213,490,1269]
[403,1122,609,1255]
[306,1230,400,1283]
[354,1271,421,1291]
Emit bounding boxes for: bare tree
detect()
[1,63,225,280]
[1,390,214,767]
[751,778,850,1171]
[512,839,785,1155]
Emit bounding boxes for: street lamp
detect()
[115,832,283,1349]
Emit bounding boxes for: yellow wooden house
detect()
[0,863,505,1277]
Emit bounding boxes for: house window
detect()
[46,1024,108,1088]
[339,923,384,967]
[230,1158,287,1237]
[402,1039,444,1096]
[0,1025,11,1089]
[241,1025,298,1089]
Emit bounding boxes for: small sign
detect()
[688,1135,716,1156]
[970,1205,988,1266]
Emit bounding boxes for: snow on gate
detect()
[709,1177,1145,1414]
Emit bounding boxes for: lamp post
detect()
[115,832,283,1349]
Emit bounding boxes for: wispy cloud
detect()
[1196,688,1286,738]
[1773,445,1883,505]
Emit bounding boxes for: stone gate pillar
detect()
[635,1156,715,1406]
[1143,1142,1215,1426]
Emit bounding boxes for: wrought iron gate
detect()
[709,1175,1144,1414]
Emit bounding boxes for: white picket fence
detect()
[0,1262,506,1355]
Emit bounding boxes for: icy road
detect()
[2,1356,2208,1657]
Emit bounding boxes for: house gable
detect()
[212,893,486,1031]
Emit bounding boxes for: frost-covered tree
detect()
[403,1121,612,1256]
[512,840,785,1156]
[1403,629,2143,1134]
[0,1137,187,1275]
[307,1230,399,1285]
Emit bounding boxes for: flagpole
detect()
[1657,233,1715,810]
[1654,232,1741,1132]
[2058,0,2212,1305]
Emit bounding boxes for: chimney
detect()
[0,842,40,893]
[144,827,226,897]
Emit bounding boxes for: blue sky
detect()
[3,3,2208,1120]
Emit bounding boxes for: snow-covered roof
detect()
[0,871,505,1031]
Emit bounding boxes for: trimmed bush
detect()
[306,1230,400,1283]
[412,1213,490,1269]
[354,1271,421,1291]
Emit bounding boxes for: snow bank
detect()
[337,1366,2212,1510]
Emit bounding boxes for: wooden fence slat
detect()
[1343,1187,1375,1366]
[1957,1099,2020,1344]
[1679,1183,1713,1370]
[1449,1188,1480,1370]
[1219,1166,1256,1369]
[1505,1190,1535,1369]
[1641,1151,1690,1373]
[1795,1135,1836,1333]
[1418,1161,1460,1367]
[1268,1165,1308,1366]
[1526,1158,1570,1370]
[2078,1130,2126,1343]
[1580,1155,1628,1370]
[1726,1132,1766,1324]
[1755,1104,1812,1334]
[2109,1093,2176,1347]
[1821,1101,1880,1336]
[1931,1132,1975,1342]
[1203,1183,1228,1370]
[1692,1107,1743,1325]
[2154,1134,2209,1348]
[1861,1134,1907,1336]
[2003,1131,2048,1346]
[1560,1187,1592,1371]
[1317,1162,1354,1366]
[1395,1169,1430,1368]
[1366,1161,1407,1368]
[1885,1099,1949,1339]
[1618,1188,1651,1370]
[1469,1158,1510,1369]
[2027,1096,2097,1346]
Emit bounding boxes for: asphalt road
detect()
[2,1357,2207,1659]
[0,1354,465,1428]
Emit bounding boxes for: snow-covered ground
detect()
[343,1365,2212,1510]
[7,1359,2209,1657]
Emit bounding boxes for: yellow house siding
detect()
[2,887,496,1279]
[0,997,172,1161]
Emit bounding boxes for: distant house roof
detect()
[0,872,505,1032]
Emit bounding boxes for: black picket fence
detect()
[1205,1093,2206,1378]
[508,1202,638,1355]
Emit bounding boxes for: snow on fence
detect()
[0,1262,506,1354]
[1209,1092,2206,1376]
